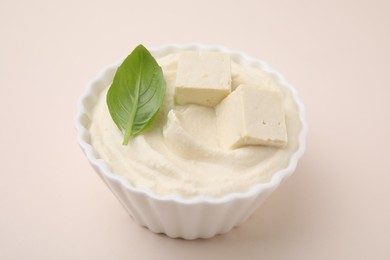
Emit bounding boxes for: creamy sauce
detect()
[89,53,301,198]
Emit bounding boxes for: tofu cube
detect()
[216,85,288,149]
[174,51,232,106]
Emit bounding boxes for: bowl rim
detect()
[75,43,308,205]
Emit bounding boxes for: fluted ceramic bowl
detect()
[75,44,308,240]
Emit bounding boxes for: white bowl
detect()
[75,44,308,239]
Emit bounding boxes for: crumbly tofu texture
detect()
[174,51,232,106]
[216,85,288,149]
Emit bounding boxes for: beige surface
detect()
[1,0,389,259]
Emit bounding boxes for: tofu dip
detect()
[89,52,302,198]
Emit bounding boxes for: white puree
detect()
[90,53,301,198]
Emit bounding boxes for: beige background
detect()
[1,0,389,259]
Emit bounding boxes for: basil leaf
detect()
[106,44,166,145]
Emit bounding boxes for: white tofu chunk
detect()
[174,51,232,106]
[216,85,288,149]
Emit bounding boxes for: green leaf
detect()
[106,44,166,145]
